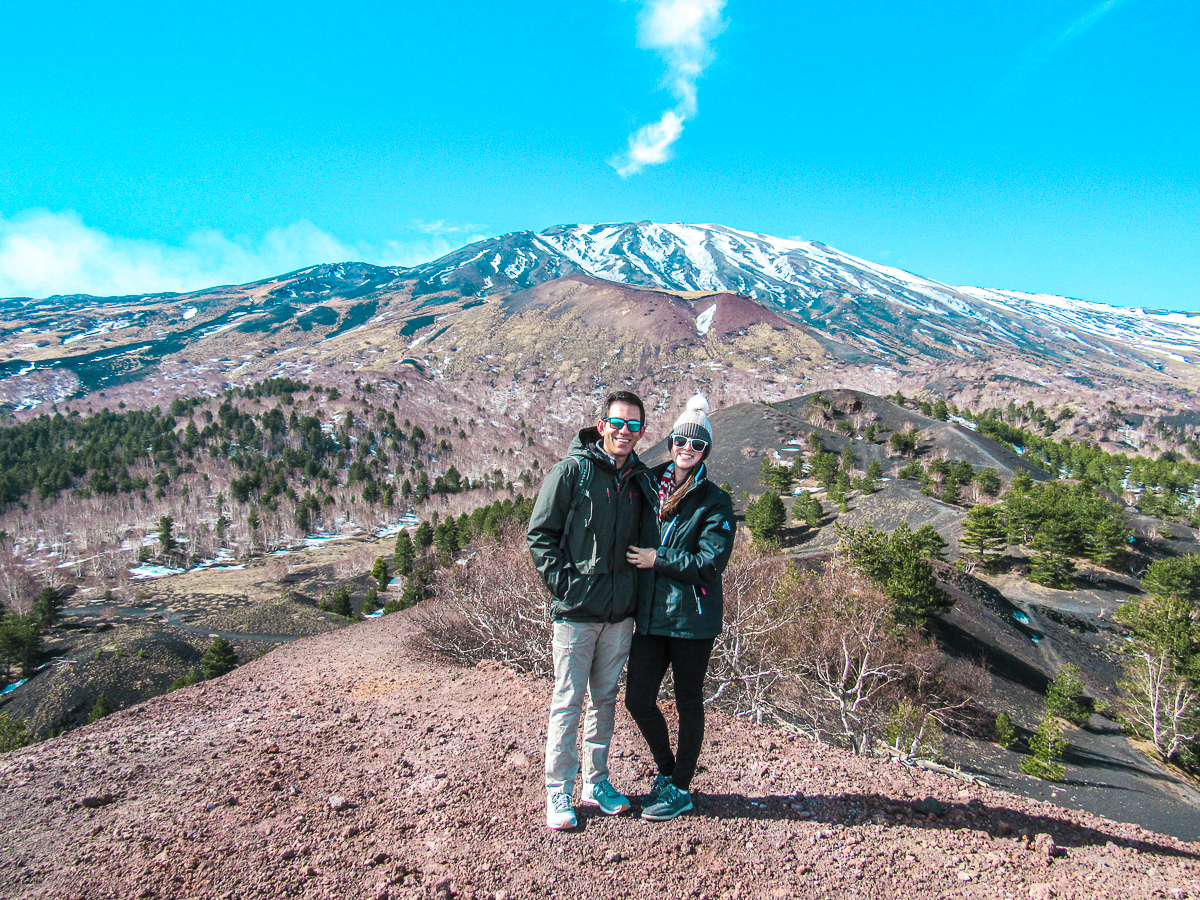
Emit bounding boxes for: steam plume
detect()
[612,0,726,177]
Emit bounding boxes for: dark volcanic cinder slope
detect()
[642,390,1051,501]
[2,611,1197,900]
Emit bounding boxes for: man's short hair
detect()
[599,390,645,423]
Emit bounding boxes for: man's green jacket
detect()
[527,428,657,623]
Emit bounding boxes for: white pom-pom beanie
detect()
[671,394,713,446]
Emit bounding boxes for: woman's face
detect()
[670,435,707,475]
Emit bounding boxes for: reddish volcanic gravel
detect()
[2,611,1198,900]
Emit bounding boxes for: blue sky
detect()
[1,0,1197,310]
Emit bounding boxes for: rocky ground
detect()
[2,609,1198,900]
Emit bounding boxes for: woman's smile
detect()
[671,445,700,471]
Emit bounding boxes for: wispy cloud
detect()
[1003,0,1132,93]
[0,210,488,298]
[411,219,488,236]
[612,0,726,177]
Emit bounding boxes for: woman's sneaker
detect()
[546,792,577,830]
[640,782,693,821]
[581,779,631,815]
[644,773,671,807]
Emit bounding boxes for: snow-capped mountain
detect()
[5,221,1200,411]
[412,222,1200,371]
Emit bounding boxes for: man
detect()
[527,390,656,830]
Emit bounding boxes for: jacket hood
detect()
[569,427,647,475]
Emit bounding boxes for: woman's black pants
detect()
[623,632,715,792]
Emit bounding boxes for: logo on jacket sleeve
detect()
[721,520,731,531]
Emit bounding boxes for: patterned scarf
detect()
[657,466,676,518]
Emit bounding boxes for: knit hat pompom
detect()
[671,393,713,447]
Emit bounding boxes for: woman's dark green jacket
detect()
[637,462,736,641]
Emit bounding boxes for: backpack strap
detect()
[558,456,593,551]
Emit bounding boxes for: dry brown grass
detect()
[413,527,553,675]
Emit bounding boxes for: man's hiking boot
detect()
[640,782,693,821]
[581,779,631,815]
[546,792,578,830]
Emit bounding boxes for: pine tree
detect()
[745,493,786,547]
[88,692,115,724]
[327,587,353,618]
[1019,715,1068,780]
[371,558,390,589]
[434,520,460,562]
[393,530,415,575]
[1046,663,1090,726]
[0,612,42,680]
[34,587,65,628]
[840,444,856,472]
[201,637,239,679]
[940,475,960,505]
[414,521,433,550]
[1141,555,1200,605]
[0,712,30,753]
[157,515,177,554]
[363,586,381,614]
[961,503,1006,571]
[1029,519,1076,589]
[805,494,823,528]
[168,668,201,692]
[836,522,951,629]
[993,712,1017,749]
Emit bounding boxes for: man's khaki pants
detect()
[544,618,635,798]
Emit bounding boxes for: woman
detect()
[625,394,736,821]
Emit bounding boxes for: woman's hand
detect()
[626,546,657,569]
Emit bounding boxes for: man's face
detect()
[597,400,644,465]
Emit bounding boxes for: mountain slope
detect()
[3,222,1200,412]
[2,611,1196,900]
[413,222,1200,375]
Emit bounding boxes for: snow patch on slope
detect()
[695,303,717,336]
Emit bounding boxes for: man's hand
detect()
[626,546,657,569]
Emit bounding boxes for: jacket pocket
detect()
[565,504,608,575]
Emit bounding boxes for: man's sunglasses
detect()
[672,435,709,452]
[602,417,643,433]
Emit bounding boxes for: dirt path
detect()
[2,611,1198,900]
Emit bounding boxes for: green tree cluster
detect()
[834,522,951,628]
[1115,555,1200,768]
[973,413,1200,524]
[745,492,787,547]
[0,712,30,752]
[0,611,41,685]
[998,476,1130,586]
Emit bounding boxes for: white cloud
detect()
[1002,0,1132,95]
[0,209,487,298]
[615,111,686,178]
[612,0,726,177]
[411,218,488,236]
